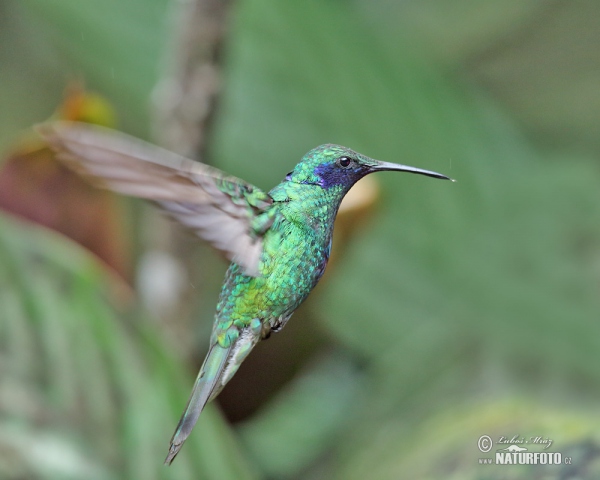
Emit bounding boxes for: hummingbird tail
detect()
[165,343,231,465]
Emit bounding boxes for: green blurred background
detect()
[2,0,600,479]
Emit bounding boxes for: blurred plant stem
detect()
[153,0,232,159]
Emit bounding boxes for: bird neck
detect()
[270,181,347,231]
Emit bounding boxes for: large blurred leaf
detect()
[361,0,600,153]
[0,212,257,479]
[210,0,600,476]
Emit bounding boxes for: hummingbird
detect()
[39,122,453,464]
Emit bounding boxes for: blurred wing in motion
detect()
[38,122,274,276]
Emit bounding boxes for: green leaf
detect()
[0,212,258,479]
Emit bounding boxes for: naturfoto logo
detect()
[477,435,572,466]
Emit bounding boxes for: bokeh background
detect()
[2,0,600,479]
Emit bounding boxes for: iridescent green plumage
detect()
[39,124,452,465]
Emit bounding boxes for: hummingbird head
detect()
[286,144,452,191]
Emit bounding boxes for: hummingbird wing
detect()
[38,122,274,276]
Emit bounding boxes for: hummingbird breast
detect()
[215,187,339,334]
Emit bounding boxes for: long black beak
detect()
[373,160,454,181]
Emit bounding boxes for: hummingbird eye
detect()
[337,156,353,168]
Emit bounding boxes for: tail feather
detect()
[164,343,231,465]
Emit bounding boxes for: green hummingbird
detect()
[39,122,453,464]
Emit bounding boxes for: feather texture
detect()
[38,122,273,276]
